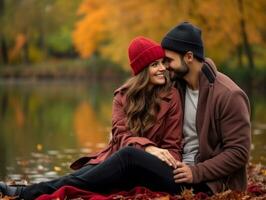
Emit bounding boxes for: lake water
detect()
[0,80,265,184]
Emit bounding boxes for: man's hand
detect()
[145,146,177,168]
[173,162,193,183]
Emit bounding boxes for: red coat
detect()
[70,86,183,170]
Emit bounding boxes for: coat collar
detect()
[200,57,217,85]
[176,58,218,90]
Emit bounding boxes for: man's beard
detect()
[169,59,189,81]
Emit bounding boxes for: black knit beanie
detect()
[161,22,204,60]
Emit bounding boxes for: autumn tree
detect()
[0,0,82,64]
[72,0,111,59]
[73,0,266,69]
[73,0,181,68]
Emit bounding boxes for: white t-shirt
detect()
[182,86,199,165]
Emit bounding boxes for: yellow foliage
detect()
[193,0,266,63]
[100,0,182,68]
[28,45,45,62]
[72,0,111,58]
[73,0,266,67]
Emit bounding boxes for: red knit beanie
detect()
[128,36,165,75]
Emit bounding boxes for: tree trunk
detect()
[0,0,3,13]
[237,0,254,118]
[237,44,243,68]
[0,0,8,64]
[22,40,30,64]
[238,0,254,69]
[0,35,8,64]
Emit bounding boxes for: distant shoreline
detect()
[0,77,126,87]
[0,58,129,81]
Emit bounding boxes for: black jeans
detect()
[21,147,211,199]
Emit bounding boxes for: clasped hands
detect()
[145,145,193,183]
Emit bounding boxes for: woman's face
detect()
[148,58,167,85]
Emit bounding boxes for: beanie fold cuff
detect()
[130,46,165,75]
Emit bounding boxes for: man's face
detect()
[164,49,189,80]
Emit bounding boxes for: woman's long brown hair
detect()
[122,67,171,136]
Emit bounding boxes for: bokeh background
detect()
[0,0,265,184]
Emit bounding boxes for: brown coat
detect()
[176,58,251,193]
[70,86,183,170]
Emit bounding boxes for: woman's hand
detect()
[145,146,177,168]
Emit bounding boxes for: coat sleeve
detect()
[159,90,183,161]
[111,92,157,149]
[190,90,251,183]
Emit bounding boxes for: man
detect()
[161,22,251,194]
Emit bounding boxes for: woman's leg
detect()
[0,164,97,199]
[20,164,96,199]
[21,147,181,199]
[115,146,181,193]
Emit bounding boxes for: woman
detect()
[71,36,182,170]
[0,36,183,199]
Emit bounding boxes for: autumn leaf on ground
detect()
[210,190,244,200]
[0,194,18,200]
[154,195,170,200]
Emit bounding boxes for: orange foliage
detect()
[193,0,266,63]
[73,0,266,67]
[100,0,180,68]
[8,34,27,62]
[72,0,111,58]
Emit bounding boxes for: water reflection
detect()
[74,101,109,147]
[0,80,265,183]
[0,80,120,182]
